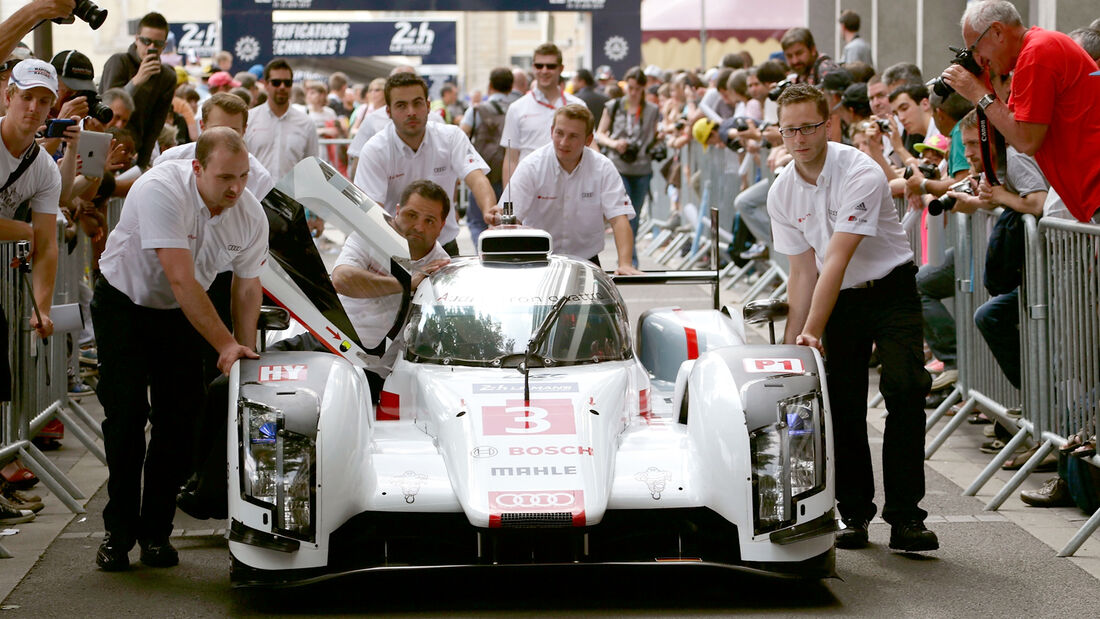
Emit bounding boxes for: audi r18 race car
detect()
[227,158,836,586]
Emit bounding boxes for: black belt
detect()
[847,261,914,290]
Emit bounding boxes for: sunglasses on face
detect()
[137,36,166,49]
[533,63,559,70]
[269,79,293,88]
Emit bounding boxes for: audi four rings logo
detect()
[489,490,583,511]
[470,446,498,458]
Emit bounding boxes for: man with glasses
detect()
[500,43,583,186]
[767,83,937,553]
[244,58,318,183]
[100,12,178,169]
[942,0,1100,223]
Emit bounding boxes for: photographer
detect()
[595,66,660,267]
[916,107,1047,401]
[780,27,839,87]
[99,12,178,170]
[942,0,1100,223]
[0,0,75,64]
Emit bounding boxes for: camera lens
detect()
[72,0,108,30]
[928,194,956,216]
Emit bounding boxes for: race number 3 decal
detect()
[482,399,576,435]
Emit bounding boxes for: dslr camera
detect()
[620,142,640,163]
[75,90,114,125]
[930,45,983,98]
[903,161,940,181]
[51,0,108,30]
[767,76,797,102]
[928,178,974,216]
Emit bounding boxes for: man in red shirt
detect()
[942,0,1100,223]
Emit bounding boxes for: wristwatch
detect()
[977,93,996,112]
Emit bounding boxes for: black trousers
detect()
[822,263,932,526]
[91,278,205,543]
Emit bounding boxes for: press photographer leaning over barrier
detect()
[941,0,1100,223]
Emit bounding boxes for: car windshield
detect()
[404,257,632,367]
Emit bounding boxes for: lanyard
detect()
[532,90,566,110]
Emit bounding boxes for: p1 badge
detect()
[742,358,805,374]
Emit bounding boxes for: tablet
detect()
[78,130,112,179]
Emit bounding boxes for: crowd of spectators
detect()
[0,0,1097,567]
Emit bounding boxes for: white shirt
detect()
[335,232,449,348]
[244,104,320,181]
[354,122,488,245]
[499,89,585,161]
[767,142,912,289]
[99,159,269,309]
[348,105,443,165]
[0,117,61,219]
[153,143,275,200]
[502,144,634,260]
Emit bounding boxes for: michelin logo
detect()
[473,383,578,394]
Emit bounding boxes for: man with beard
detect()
[244,58,318,182]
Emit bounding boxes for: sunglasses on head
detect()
[137,36,166,49]
[269,79,293,88]
[533,63,559,70]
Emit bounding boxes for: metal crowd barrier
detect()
[0,224,105,557]
[922,208,1100,557]
[926,208,1025,461]
[1039,216,1100,556]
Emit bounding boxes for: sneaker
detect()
[96,532,133,571]
[930,368,958,391]
[78,347,98,366]
[835,518,870,549]
[888,521,939,552]
[139,538,179,568]
[739,243,769,261]
[2,488,43,513]
[1020,477,1075,507]
[68,381,95,398]
[0,495,36,525]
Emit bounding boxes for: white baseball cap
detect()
[10,59,58,97]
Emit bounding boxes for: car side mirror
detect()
[743,299,789,345]
[258,306,291,332]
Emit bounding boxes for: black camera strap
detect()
[1,141,41,195]
[976,108,1001,187]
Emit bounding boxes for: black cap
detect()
[820,68,853,94]
[841,82,868,107]
[50,50,96,91]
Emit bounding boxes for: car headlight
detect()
[239,398,316,542]
[749,392,825,535]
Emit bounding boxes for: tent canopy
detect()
[642,0,804,42]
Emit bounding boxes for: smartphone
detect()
[77,130,111,179]
[45,118,77,138]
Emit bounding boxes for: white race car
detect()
[227,159,836,586]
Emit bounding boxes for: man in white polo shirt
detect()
[354,72,499,255]
[500,42,584,186]
[502,103,641,275]
[244,58,317,182]
[91,128,268,572]
[767,83,935,553]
